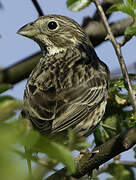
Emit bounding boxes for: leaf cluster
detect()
[93,77,136,179]
[107,0,136,37]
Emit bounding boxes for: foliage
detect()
[106,163,135,180]
[1,0,136,180]
[0,85,78,179]
[94,78,134,145]
[107,0,136,38]
[66,0,92,11]
[66,0,122,12]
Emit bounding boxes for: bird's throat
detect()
[46,46,65,56]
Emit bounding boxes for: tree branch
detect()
[0,52,42,84]
[92,160,136,178]
[31,0,44,16]
[92,0,136,113]
[92,0,113,21]
[84,17,133,46]
[45,125,136,179]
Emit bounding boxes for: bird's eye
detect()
[48,21,58,30]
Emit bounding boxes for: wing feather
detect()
[51,80,107,134]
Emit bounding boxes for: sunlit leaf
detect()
[107,3,122,14]
[67,0,91,11]
[125,26,136,36]
[109,78,125,93]
[126,0,136,8]
[34,136,76,173]
[128,114,136,127]
[107,1,136,18]
[20,130,40,149]
[115,95,126,105]
[0,122,26,180]
[0,98,22,121]
[67,129,90,150]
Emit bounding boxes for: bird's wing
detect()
[51,76,108,134]
[24,51,109,135]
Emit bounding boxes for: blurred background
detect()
[0,0,136,179]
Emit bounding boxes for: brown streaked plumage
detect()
[18,14,110,137]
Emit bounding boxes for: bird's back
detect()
[22,45,109,136]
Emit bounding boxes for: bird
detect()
[17,14,110,138]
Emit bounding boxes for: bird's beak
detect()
[17,23,39,38]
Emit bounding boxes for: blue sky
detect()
[0,0,136,178]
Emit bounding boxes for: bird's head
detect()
[17,14,91,55]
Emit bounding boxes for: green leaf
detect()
[126,0,133,5]
[20,130,40,149]
[67,0,91,11]
[0,83,13,93]
[67,129,91,150]
[118,3,136,17]
[125,26,136,36]
[115,95,126,105]
[20,128,76,173]
[0,98,22,121]
[34,136,76,173]
[107,163,134,180]
[128,114,136,127]
[126,0,136,9]
[107,2,136,18]
[0,124,18,148]
[0,122,26,180]
[0,95,14,102]
[107,3,121,14]
[109,78,125,93]
[94,126,105,146]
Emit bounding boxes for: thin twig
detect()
[92,160,136,178]
[100,122,116,131]
[83,17,133,46]
[119,18,135,46]
[92,0,113,21]
[92,163,110,178]
[115,160,136,167]
[0,52,42,84]
[31,0,44,16]
[119,35,132,47]
[92,0,136,113]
